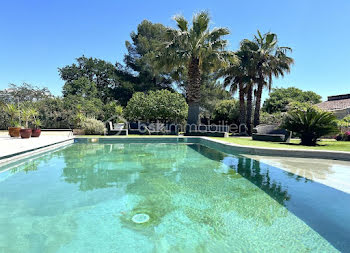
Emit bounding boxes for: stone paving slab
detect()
[0,132,73,161]
[244,154,350,194]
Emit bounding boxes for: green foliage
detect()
[74,112,86,128]
[103,101,123,121]
[263,87,322,113]
[81,118,105,135]
[33,118,41,129]
[124,90,188,122]
[259,112,285,126]
[21,106,34,128]
[200,78,232,119]
[337,115,350,128]
[212,100,239,124]
[4,104,20,126]
[154,11,234,124]
[59,56,117,102]
[63,95,104,120]
[35,97,71,129]
[62,77,98,98]
[0,83,52,104]
[343,115,350,122]
[250,31,294,126]
[282,106,339,146]
[125,20,173,92]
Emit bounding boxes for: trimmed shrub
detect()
[124,90,188,123]
[81,118,105,135]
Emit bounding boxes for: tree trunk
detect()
[186,57,201,125]
[187,103,200,125]
[238,82,246,126]
[246,84,253,134]
[301,134,317,146]
[254,81,263,127]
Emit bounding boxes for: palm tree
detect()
[220,60,247,128]
[251,31,294,127]
[154,11,234,124]
[219,39,257,133]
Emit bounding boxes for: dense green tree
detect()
[200,77,232,120]
[263,87,322,113]
[259,111,284,125]
[103,101,123,121]
[0,83,51,104]
[34,95,104,129]
[35,97,71,129]
[154,11,233,125]
[63,95,104,120]
[125,20,173,92]
[62,77,98,98]
[59,56,119,102]
[212,99,240,124]
[124,90,188,122]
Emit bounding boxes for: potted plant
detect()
[72,106,86,135]
[20,108,33,139]
[29,108,41,137]
[31,118,42,137]
[4,104,21,137]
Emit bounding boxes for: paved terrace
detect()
[0,131,73,162]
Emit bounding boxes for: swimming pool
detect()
[0,140,349,252]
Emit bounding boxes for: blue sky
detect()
[0,0,349,101]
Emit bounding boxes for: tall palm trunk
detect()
[187,57,201,125]
[246,84,253,134]
[254,79,264,127]
[238,82,246,129]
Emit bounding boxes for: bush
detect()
[260,112,285,126]
[262,87,321,113]
[212,99,239,124]
[124,90,188,122]
[282,106,339,146]
[81,118,105,135]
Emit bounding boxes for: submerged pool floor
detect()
[0,143,349,252]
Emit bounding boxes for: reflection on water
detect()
[0,143,348,252]
[189,144,290,205]
[191,144,350,252]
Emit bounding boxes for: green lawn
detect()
[211,137,350,152]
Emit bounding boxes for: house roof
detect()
[316,98,350,111]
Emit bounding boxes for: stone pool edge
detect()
[0,138,74,166]
[1,136,349,166]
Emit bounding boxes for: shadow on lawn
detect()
[277,142,328,147]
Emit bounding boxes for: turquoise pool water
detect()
[0,142,349,252]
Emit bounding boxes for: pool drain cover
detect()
[132,213,150,224]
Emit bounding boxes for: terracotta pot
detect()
[20,129,32,139]
[8,127,21,137]
[31,128,41,137]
